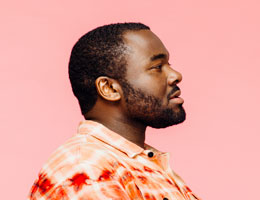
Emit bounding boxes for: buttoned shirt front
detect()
[28,120,200,200]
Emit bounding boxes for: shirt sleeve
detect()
[28,164,132,200]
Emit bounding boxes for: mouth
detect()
[169,90,184,104]
[169,90,181,99]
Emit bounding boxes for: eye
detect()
[151,64,163,70]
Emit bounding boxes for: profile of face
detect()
[120,30,186,128]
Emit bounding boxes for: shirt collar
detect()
[77,120,147,158]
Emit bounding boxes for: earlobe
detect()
[95,77,121,101]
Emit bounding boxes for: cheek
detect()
[135,76,167,97]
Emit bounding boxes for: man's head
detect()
[69,22,186,128]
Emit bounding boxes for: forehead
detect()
[122,30,169,65]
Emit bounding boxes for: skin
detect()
[84,29,184,148]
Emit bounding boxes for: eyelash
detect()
[153,64,163,70]
[152,63,171,70]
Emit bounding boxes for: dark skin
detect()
[84,30,183,148]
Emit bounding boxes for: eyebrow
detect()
[150,53,168,62]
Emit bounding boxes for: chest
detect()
[114,160,187,200]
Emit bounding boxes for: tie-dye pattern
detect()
[28,120,201,200]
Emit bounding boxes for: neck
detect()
[85,109,147,148]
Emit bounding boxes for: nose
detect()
[167,67,183,86]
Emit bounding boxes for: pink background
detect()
[1,0,259,199]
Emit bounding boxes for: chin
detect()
[149,119,186,129]
[148,106,186,129]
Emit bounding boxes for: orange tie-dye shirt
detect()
[28,120,201,200]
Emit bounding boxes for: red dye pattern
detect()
[159,194,165,199]
[49,185,69,200]
[118,162,126,168]
[127,184,143,199]
[166,179,173,185]
[30,182,38,197]
[184,185,192,192]
[31,173,54,196]
[174,180,181,192]
[120,171,134,185]
[98,169,113,181]
[101,184,129,200]
[144,166,154,173]
[192,193,199,199]
[118,177,125,189]
[137,175,148,184]
[130,165,142,172]
[144,193,156,200]
[69,173,89,192]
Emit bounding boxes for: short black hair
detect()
[68,22,150,116]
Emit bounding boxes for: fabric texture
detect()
[28,120,200,200]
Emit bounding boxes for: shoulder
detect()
[28,133,128,199]
[40,133,120,178]
[31,133,122,186]
[42,133,119,170]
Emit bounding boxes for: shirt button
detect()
[163,198,168,200]
[148,151,154,158]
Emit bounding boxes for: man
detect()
[28,23,200,200]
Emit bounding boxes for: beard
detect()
[120,79,186,128]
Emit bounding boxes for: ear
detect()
[95,76,121,101]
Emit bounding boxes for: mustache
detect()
[167,86,180,100]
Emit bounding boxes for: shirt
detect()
[28,120,201,200]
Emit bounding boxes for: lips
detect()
[169,90,181,99]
